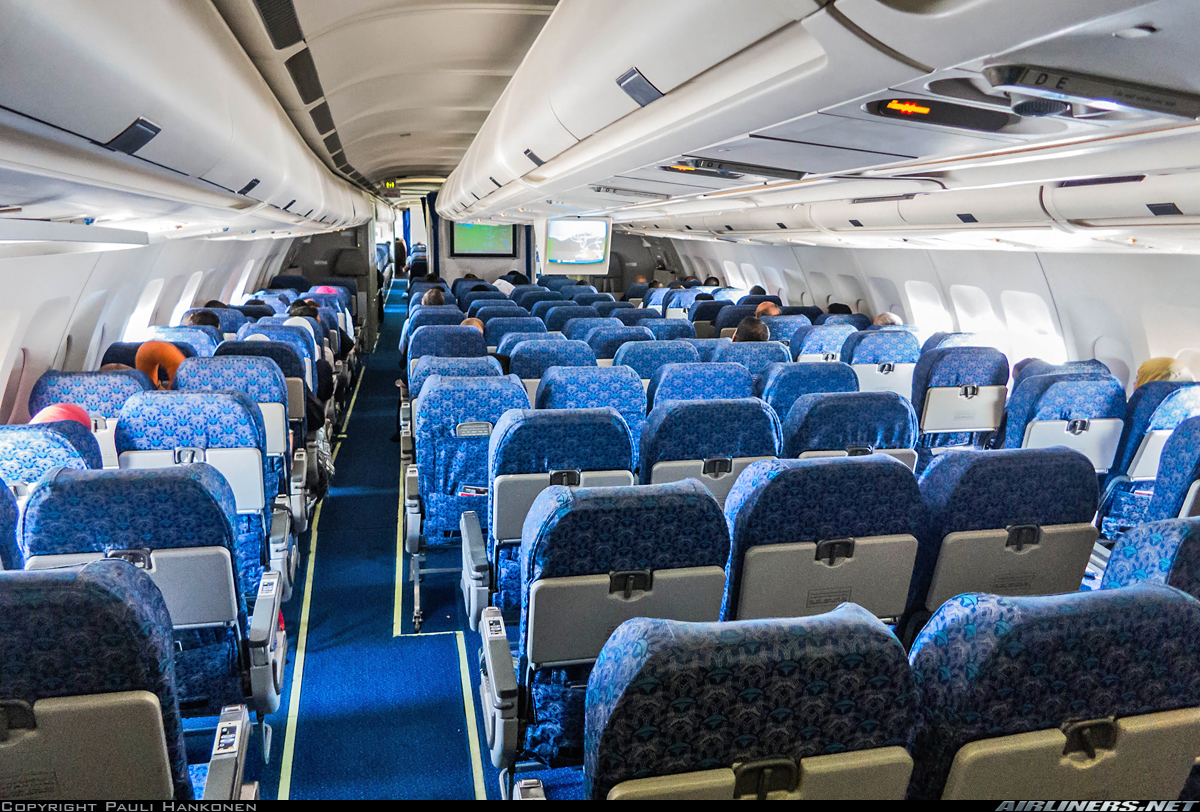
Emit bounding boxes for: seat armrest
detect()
[479,607,519,770]
[202,705,253,800]
[248,572,286,715]
[461,511,489,576]
[404,464,421,554]
[291,448,307,493]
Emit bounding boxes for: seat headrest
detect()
[711,341,791,376]
[0,423,101,480]
[414,375,529,429]
[29,369,153,419]
[841,330,921,364]
[410,356,503,400]
[782,391,917,456]
[647,361,754,409]
[214,341,306,383]
[408,324,487,361]
[759,314,811,341]
[757,361,859,415]
[510,339,597,378]
[641,398,779,474]
[173,356,288,407]
[612,340,700,379]
[489,407,633,478]
[115,391,266,454]
[584,325,655,359]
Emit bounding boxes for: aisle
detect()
[273,281,482,799]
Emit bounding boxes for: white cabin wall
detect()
[0,236,293,423]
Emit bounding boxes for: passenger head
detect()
[243,298,265,306]
[748,285,767,296]
[694,293,714,301]
[873,311,904,326]
[135,341,186,391]
[463,273,479,281]
[288,302,320,319]
[99,363,134,372]
[203,300,227,309]
[182,310,220,329]
[634,275,648,284]
[704,276,720,286]
[827,302,853,315]
[30,403,92,429]
[1136,357,1195,389]
[684,276,699,283]
[648,280,664,289]
[668,282,683,289]
[511,272,528,285]
[733,316,769,343]
[461,317,484,333]
[422,288,445,306]
[755,302,782,318]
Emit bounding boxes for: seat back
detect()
[920,331,980,353]
[1105,381,1196,488]
[1124,386,1200,481]
[115,391,268,515]
[912,347,1010,436]
[407,324,486,374]
[760,314,811,343]
[908,586,1200,800]
[414,375,529,541]
[535,366,648,467]
[724,456,923,621]
[562,317,621,342]
[594,300,634,316]
[473,303,528,322]
[688,299,731,326]
[496,330,563,357]
[460,290,508,312]
[545,305,601,332]
[0,560,195,799]
[713,305,757,338]
[540,276,578,291]
[1100,517,1200,597]
[613,340,700,382]
[640,399,779,505]
[621,281,649,302]
[612,307,660,326]
[507,284,545,304]
[485,316,546,349]
[1001,373,1126,472]
[0,483,18,570]
[574,292,614,307]
[530,298,570,322]
[173,356,290,460]
[584,325,655,361]
[840,330,920,397]
[488,408,634,548]
[678,336,731,362]
[566,284,599,301]
[28,370,154,467]
[646,362,754,410]
[519,480,730,667]
[236,323,316,389]
[711,341,790,382]
[790,323,857,362]
[641,319,696,341]
[1146,415,1200,524]
[516,289,563,311]
[1012,357,1111,384]
[22,465,244,631]
[757,361,858,420]
[214,341,308,429]
[179,308,247,338]
[782,391,918,469]
[145,326,219,357]
[410,356,503,400]
[0,423,102,490]
[736,294,782,308]
[815,313,871,330]
[914,447,1099,613]
[585,607,918,801]
[510,340,597,401]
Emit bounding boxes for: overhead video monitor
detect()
[546,218,611,268]
[450,223,516,258]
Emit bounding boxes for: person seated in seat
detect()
[828,302,853,315]
[134,340,186,390]
[461,317,485,333]
[668,282,684,289]
[694,292,714,302]
[748,285,767,296]
[633,274,648,284]
[873,311,904,326]
[647,279,664,289]
[30,402,92,429]
[733,316,769,343]
[421,287,445,306]
[1136,357,1194,389]
[204,299,228,309]
[182,310,221,329]
[704,276,721,286]
[755,301,782,318]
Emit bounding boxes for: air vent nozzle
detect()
[616,68,663,107]
[1148,202,1183,216]
[254,0,304,49]
[309,102,334,135]
[1010,93,1069,117]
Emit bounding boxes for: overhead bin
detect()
[832,0,1159,71]
[1044,172,1200,225]
[898,186,1050,229]
[810,199,906,231]
[703,205,816,232]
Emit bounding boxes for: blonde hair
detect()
[461,317,484,333]
[755,302,782,317]
[1136,357,1194,389]
[873,312,903,326]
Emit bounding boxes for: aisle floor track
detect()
[268,281,487,799]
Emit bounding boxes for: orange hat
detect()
[30,403,92,429]
[135,340,187,390]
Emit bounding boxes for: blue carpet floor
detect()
[266,281,490,799]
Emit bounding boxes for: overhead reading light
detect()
[684,157,805,181]
[661,163,742,180]
[590,185,670,200]
[983,65,1200,120]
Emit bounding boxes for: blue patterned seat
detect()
[639,399,779,501]
[710,341,790,383]
[790,323,857,362]
[535,366,647,468]
[919,331,980,353]
[406,324,486,373]
[613,340,700,380]
[511,480,730,769]
[1100,517,1200,598]
[20,466,254,718]
[611,307,661,326]
[566,285,599,301]
[116,391,276,599]
[460,290,508,313]
[410,355,503,400]
[574,292,614,307]
[496,330,564,357]
[907,586,1200,800]
[1012,357,1111,384]
[760,314,811,342]
[0,481,16,570]
[517,290,564,311]
[997,372,1126,472]
[911,346,1010,455]
[907,448,1098,632]
[29,369,153,418]
[713,305,757,337]
[640,319,695,341]
[643,288,671,312]
[840,330,920,364]
[414,375,529,543]
[582,607,920,800]
[256,315,326,350]
[237,322,317,388]
[594,301,634,316]
[583,325,654,360]
[472,303,527,322]
[621,281,649,302]
[677,336,731,362]
[507,284,545,304]
[146,326,219,357]
[453,278,494,297]
[1105,416,1200,537]
[396,304,463,355]
[0,560,199,798]
[213,340,309,441]
[510,339,597,380]
[688,299,730,324]
[545,305,601,332]
[756,361,859,421]
[530,299,568,322]
[782,391,918,465]
[0,422,102,486]
[180,308,248,336]
[737,294,782,308]
[474,408,635,618]
[562,317,621,342]
[485,316,546,348]
[723,456,924,622]
[815,313,870,330]
[645,362,754,409]
[540,276,578,291]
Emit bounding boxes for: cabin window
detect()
[1001,290,1067,365]
[169,271,206,326]
[230,260,259,305]
[122,277,165,341]
[761,266,787,300]
[739,263,759,291]
[1143,303,1200,371]
[722,260,746,291]
[951,284,1008,356]
[904,280,952,341]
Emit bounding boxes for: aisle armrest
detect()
[479,607,518,771]
[248,572,286,715]
[404,464,421,554]
[460,511,490,631]
[202,705,256,800]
